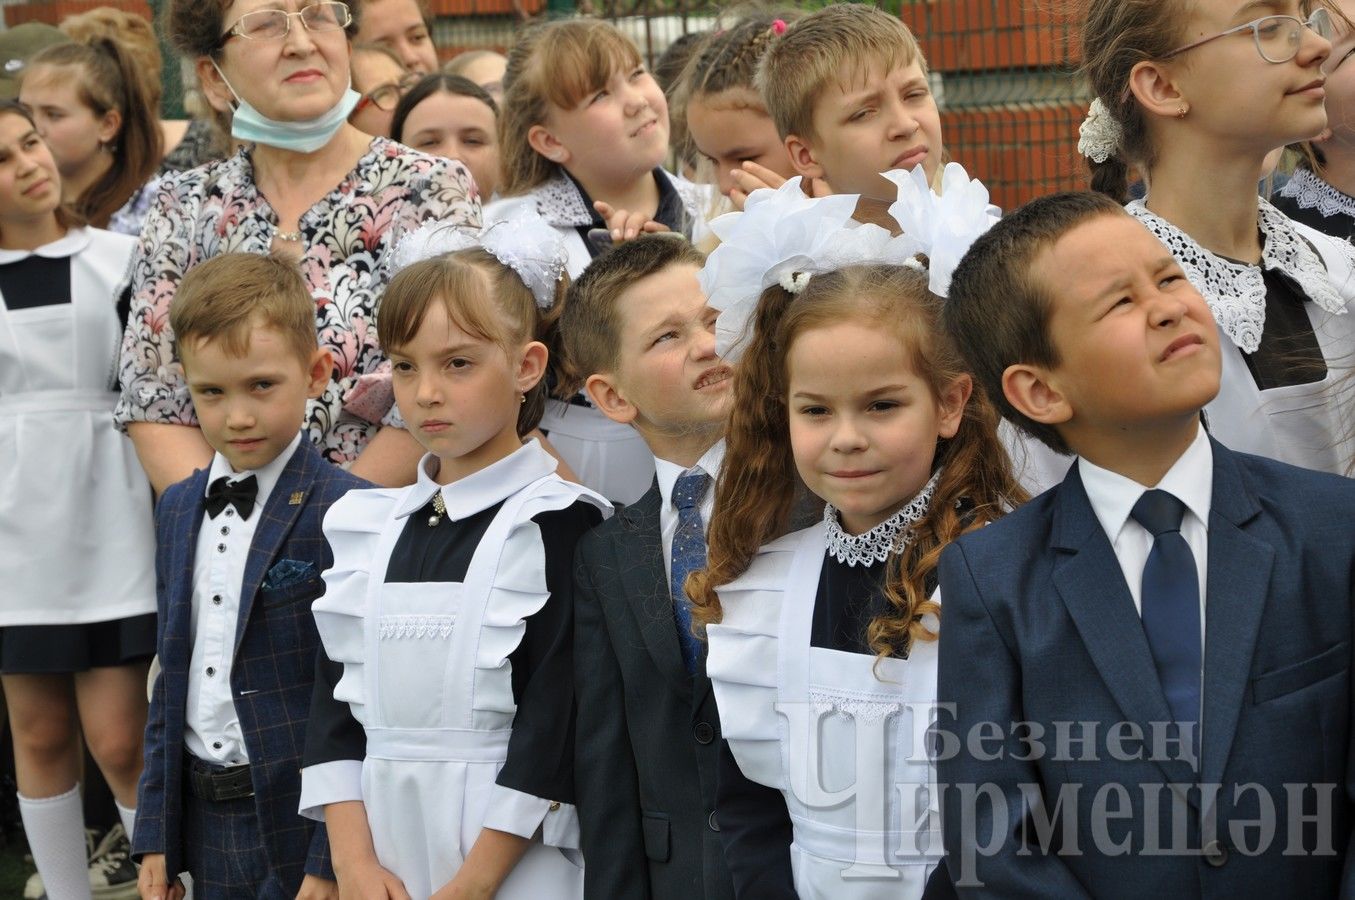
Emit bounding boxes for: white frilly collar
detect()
[1126,198,1348,353]
[823,469,940,567]
[1278,167,1355,222]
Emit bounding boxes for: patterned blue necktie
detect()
[1131,489,1202,753]
[670,469,710,676]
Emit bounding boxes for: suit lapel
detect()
[1199,441,1272,789]
[233,441,316,658]
[167,469,210,679]
[1050,466,1198,792]
[616,484,693,700]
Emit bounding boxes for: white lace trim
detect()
[378,614,456,640]
[823,469,940,568]
[808,690,902,725]
[1278,167,1355,221]
[534,173,593,227]
[1126,198,1348,353]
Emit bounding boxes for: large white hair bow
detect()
[883,162,998,298]
[698,178,918,358]
[699,164,996,361]
[393,212,569,309]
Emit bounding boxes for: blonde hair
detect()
[757,3,925,143]
[376,248,568,435]
[59,7,163,110]
[172,253,317,366]
[499,19,643,195]
[688,263,1026,661]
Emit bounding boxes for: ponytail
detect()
[26,37,162,228]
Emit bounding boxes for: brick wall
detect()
[901,0,1090,210]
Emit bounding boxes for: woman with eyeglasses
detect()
[115,0,480,499]
[1081,0,1355,475]
[349,43,412,138]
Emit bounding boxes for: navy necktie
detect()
[1130,489,1201,752]
[206,474,258,521]
[670,470,710,677]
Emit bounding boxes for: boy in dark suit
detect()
[937,191,1355,898]
[561,237,737,899]
[133,254,366,900]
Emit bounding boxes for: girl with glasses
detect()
[349,43,410,138]
[115,0,481,498]
[1081,0,1355,476]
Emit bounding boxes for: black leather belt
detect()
[186,756,254,802]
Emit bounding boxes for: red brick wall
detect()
[901,0,1090,209]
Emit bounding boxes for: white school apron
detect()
[315,475,588,900]
[0,228,155,626]
[707,524,943,899]
[1202,220,1355,475]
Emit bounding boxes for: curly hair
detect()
[687,263,1027,661]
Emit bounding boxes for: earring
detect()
[520,393,526,405]
[1177,105,1189,118]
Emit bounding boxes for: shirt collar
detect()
[655,440,725,510]
[395,438,560,520]
[204,431,303,511]
[1078,424,1213,543]
[539,168,684,231]
[0,227,91,265]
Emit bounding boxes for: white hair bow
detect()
[699,164,996,361]
[393,213,570,310]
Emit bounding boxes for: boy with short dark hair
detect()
[938,192,1355,897]
[755,3,942,202]
[561,237,739,900]
[134,253,366,900]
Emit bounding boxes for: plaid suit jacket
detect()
[133,438,368,888]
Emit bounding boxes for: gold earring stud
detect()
[1177,105,1188,118]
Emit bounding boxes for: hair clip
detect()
[771,18,787,35]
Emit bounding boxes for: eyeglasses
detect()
[221,2,352,45]
[1164,8,1332,63]
[353,73,419,114]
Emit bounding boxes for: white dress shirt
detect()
[653,440,725,594]
[1078,425,1212,642]
[184,433,301,765]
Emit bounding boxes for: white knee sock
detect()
[18,785,93,900]
[115,800,136,845]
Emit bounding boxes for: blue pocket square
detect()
[263,559,317,591]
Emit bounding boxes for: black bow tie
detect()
[206,475,258,521]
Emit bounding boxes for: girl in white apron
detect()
[0,100,156,900]
[301,224,608,899]
[688,253,1025,895]
[1079,1,1355,475]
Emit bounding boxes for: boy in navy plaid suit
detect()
[133,254,367,900]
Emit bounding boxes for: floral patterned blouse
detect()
[114,137,481,465]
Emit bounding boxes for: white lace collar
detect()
[534,172,594,228]
[823,469,941,567]
[1126,198,1347,352]
[1278,167,1355,221]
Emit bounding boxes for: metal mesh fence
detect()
[0,0,1093,208]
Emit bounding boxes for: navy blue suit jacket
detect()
[937,439,1355,898]
[574,481,736,900]
[133,439,367,888]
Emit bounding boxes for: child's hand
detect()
[728,161,831,210]
[336,859,411,900]
[296,874,340,900]
[429,874,492,900]
[137,854,185,900]
[593,201,670,243]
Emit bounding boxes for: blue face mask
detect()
[213,61,360,154]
